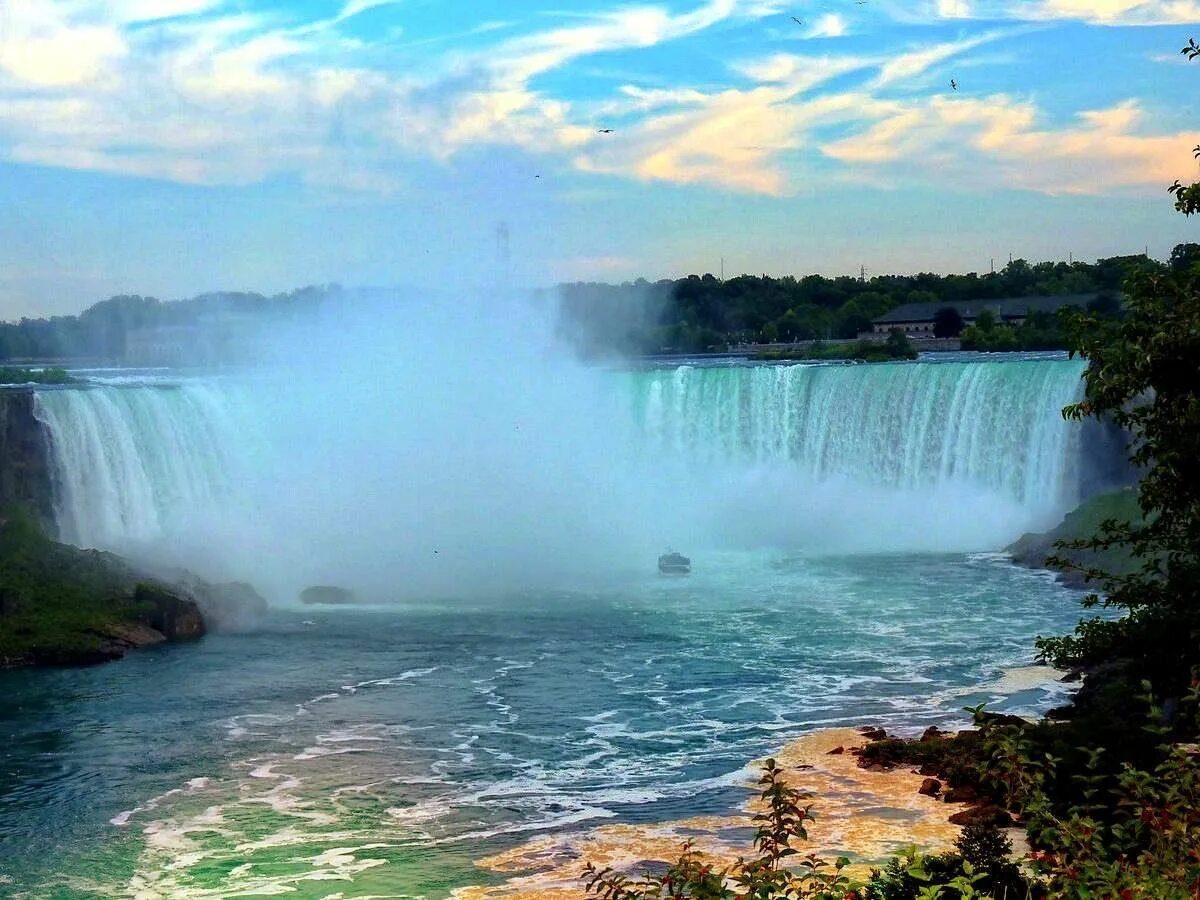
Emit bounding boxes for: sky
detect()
[1,0,1199,317]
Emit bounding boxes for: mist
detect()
[68,285,1081,605]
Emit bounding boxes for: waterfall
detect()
[628,357,1087,517]
[28,357,1089,556]
[32,384,255,550]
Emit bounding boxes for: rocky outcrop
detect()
[0,511,206,668]
[161,571,268,632]
[1007,488,1141,588]
[0,391,54,527]
[300,585,356,606]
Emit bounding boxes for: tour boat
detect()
[658,551,691,575]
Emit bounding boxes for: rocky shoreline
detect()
[454,716,1054,899]
[0,510,267,669]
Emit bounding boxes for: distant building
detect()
[869,293,1104,337]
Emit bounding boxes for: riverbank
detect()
[0,510,267,668]
[1007,488,1141,588]
[456,723,1034,899]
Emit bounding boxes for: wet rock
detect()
[300,585,356,606]
[942,786,979,804]
[135,583,205,640]
[918,777,941,797]
[921,726,944,741]
[193,581,268,631]
[948,803,1014,828]
[860,726,888,741]
[918,762,941,777]
[827,746,845,755]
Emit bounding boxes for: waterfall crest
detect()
[29,357,1087,559]
[33,384,253,550]
[629,358,1086,515]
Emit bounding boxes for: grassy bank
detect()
[1007,488,1142,588]
[0,510,203,667]
[0,367,75,386]
[753,334,918,363]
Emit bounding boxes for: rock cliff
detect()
[0,391,55,526]
[0,511,208,668]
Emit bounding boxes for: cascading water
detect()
[629,357,1087,517]
[28,355,1088,565]
[32,383,255,551]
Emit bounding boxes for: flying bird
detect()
[950,78,958,91]
[791,15,804,25]
[597,128,614,134]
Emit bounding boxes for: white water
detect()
[33,384,255,550]
[629,358,1086,515]
[30,354,1087,597]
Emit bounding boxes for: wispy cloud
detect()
[824,96,1200,193]
[0,0,1194,203]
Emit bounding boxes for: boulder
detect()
[948,803,1014,828]
[918,778,942,797]
[300,585,356,606]
[827,746,845,755]
[942,785,979,804]
[190,580,268,631]
[134,583,205,640]
[860,726,888,741]
[920,726,943,741]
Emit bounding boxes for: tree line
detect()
[0,285,334,362]
[555,248,1200,356]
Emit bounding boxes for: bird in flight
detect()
[950,78,958,91]
[791,15,804,25]
[597,128,614,134]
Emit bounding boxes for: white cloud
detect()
[0,0,1193,203]
[932,0,1200,23]
[807,13,848,37]
[824,96,1200,194]
[874,31,1010,87]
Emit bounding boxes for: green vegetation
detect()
[556,255,1148,356]
[752,331,917,363]
[0,367,74,385]
[0,285,334,361]
[0,509,201,667]
[1007,489,1143,587]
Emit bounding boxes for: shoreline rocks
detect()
[1006,488,1141,588]
[299,585,356,606]
[0,511,267,669]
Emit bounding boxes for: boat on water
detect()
[658,551,691,575]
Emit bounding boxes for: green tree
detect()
[1039,39,1200,705]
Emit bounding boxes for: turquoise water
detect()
[0,551,1085,897]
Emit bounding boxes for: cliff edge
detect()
[1006,488,1142,588]
[0,510,206,668]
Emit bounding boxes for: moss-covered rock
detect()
[0,510,205,668]
[1007,488,1142,587]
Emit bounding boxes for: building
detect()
[868,293,1104,338]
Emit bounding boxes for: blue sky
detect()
[1,0,1199,316]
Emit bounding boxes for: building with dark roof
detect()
[868,293,1103,337]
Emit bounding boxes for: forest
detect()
[554,248,1200,356]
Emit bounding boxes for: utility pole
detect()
[720,257,725,281]
[990,258,995,274]
[860,265,866,283]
